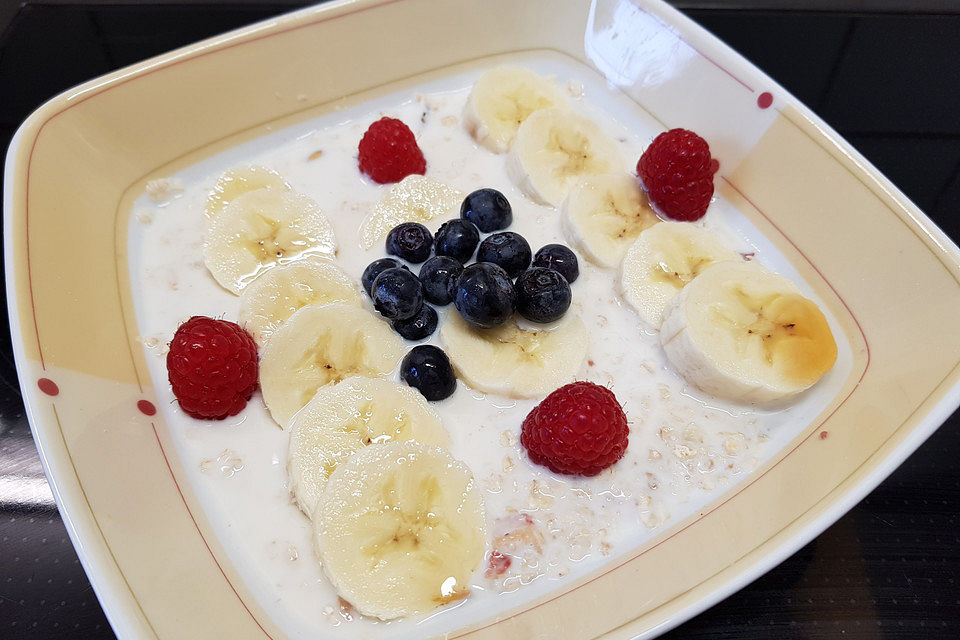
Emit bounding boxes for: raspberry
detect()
[358,117,426,184]
[484,551,512,578]
[166,316,259,420]
[636,128,718,222]
[520,381,628,476]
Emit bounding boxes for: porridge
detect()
[130,56,842,639]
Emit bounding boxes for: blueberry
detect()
[401,345,457,401]
[361,258,409,296]
[515,267,572,323]
[476,232,531,279]
[434,219,480,263]
[532,244,579,284]
[392,304,438,341]
[418,256,463,306]
[386,222,433,263]
[371,268,423,320]
[454,262,516,328]
[460,188,512,232]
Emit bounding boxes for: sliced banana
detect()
[660,261,838,403]
[259,304,403,426]
[203,187,337,295]
[507,108,624,207]
[315,441,486,620]
[238,257,362,346]
[205,165,290,221]
[462,65,567,153]
[440,311,588,398]
[561,173,659,267]
[620,222,740,328]
[358,175,463,249]
[287,376,449,517]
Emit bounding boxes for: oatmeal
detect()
[129,54,848,638]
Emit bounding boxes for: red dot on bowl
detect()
[757,92,773,109]
[819,431,829,440]
[37,378,59,396]
[137,400,157,416]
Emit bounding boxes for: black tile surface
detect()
[1,510,111,638]
[92,6,298,68]
[1,4,958,640]
[818,15,960,134]
[932,157,960,241]
[842,134,960,212]
[680,12,855,108]
[0,7,112,126]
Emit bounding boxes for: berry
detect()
[515,267,572,323]
[418,256,463,306]
[476,232,531,279]
[357,117,426,184]
[485,551,512,578]
[392,304,438,341]
[454,262,516,328]
[371,267,423,320]
[434,219,480,263]
[532,244,579,284]
[401,345,457,401]
[460,188,512,232]
[521,382,628,476]
[386,222,433,263]
[361,258,408,296]
[166,316,259,420]
[636,128,718,222]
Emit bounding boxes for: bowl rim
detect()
[5,1,960,639]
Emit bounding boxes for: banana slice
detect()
[561,173,659,267]
[259,304,403,426]
[203,187,337,295]
[462,65,567,153]
[287,376,449,517]
[205,166,290,221]
[620,222,740,328]
[315,441,486,620]
[238,257,362,346]
[507,108,624,206]
[440,312,588,398]
[358,175,463,249]
[660,261,838,403]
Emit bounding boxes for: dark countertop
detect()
[1,3,958,638]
